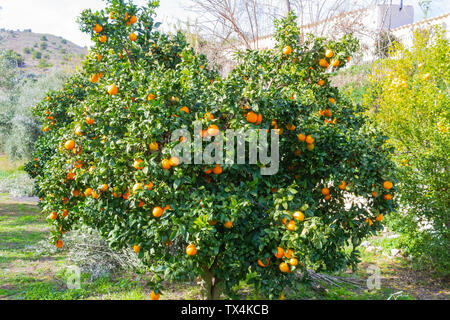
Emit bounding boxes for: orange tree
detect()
[28,0,396,299]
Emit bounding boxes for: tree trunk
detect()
[285,0,291,14]
[200,268,222,300]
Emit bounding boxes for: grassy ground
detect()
[0,192,448,300]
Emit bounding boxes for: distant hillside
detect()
[0,29,88,76]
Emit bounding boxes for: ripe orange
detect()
[64,140,75,150]
[365,218,373,226]
[286,124,296,131]
[108,84,118,95]
[297,133,306,142]
[75,126,83,135]
[319,59,329,68]
[321,188,330,196]
[293,211,304,221]
[133,245,140,253]
[329,97,336,104]
[317,79,325,86]
[256,113,262,124]
[169,156,180,167]
[212,164,223,175]
[331,59,340,67]
[284,249,294,259]
[129,15,138,24]
[279,262,290,273]
[93,24,103,33]
[98,35,107,43]
[85,187,93,196]
[92,191,99,199]
[246,111,258,123]
[147,93,156,101]
[371,191,378,197]
[383,194,392,201]
[383,181,393,189]
[376,214,383,222]
[207,124,219,136]
[72,190,80,197]
[305,135,315,144]
[150,290,160,300]
[282,45,292,55]
[133,159,144,170]
[324,194,331,201]
[274,247,284,259]
[100,184,109,192]
[49,212,58,220]
[224,220,233,228]
[186,244,197,256]
[200,129,208,138]
[179,106,189,113]
[325,49,334,58]
[132,183,143,193]
[161,159,171,170]
[152,206,164,218]
[145,182,154,191]
[149,142,159,151]
[204,167,212,174]
[339,181,347,190]
[286,220,296,231]
[204,112,214,120]
[56,240,63,248]
[257,258,270,268]
[90,74,99,83]
[129,33,137,41]
[85,117,94,125]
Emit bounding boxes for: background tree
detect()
[365,26,449,276]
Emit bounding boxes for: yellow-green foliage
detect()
[365,26,449,275]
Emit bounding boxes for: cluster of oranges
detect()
[318,48,348,70]
[297,133,315,151]
[94,12,138,44]
[261,247,299,273]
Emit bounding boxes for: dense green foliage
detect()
[28,0,396,299]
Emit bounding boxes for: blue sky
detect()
[0,0,448,47]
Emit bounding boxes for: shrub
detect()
[37,58,52,69]
[0,171,34,197]
[365,27,449,276]
[32,50,42,60]
[2,71,67,161]
[40,42,48,50]
[29,0,396,299]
